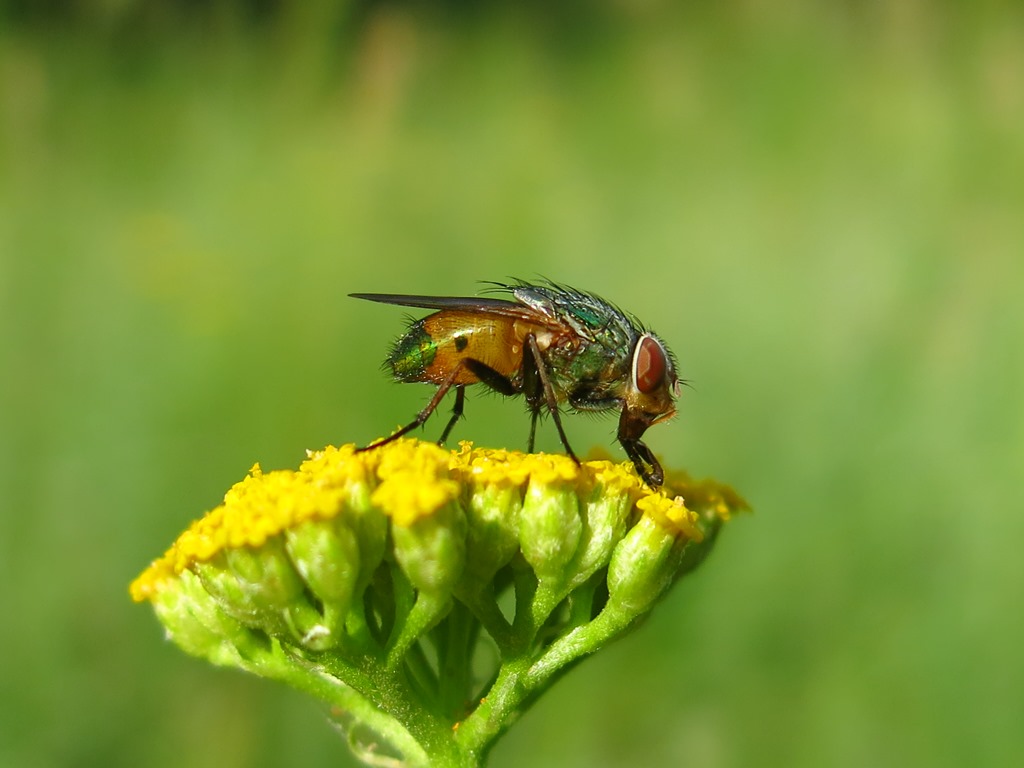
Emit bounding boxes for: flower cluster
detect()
[131,439,746,768]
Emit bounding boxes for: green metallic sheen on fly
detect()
[350,280,682,487]
[389,320,437,381]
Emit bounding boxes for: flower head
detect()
[132,439,747,767]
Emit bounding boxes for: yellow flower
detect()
[130,438,747,768]
[132,439,741,603]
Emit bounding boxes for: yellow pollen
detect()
[636,493,703,541]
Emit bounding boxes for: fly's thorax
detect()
[516,321,555,355]
[513,283,632,343]
[536,334,630,407]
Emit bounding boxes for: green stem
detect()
[387,592,451,670]
[455,656,533,757]
[241,641,433,766]
[455,604,638,758]
[342,601,380,658]
[437,601,474,718]
[315,649,480,768]
[457,585,514,652]
[510,567,539,651]
[525,609,625,686]
[403,639,440,706]
[566,577,600,630]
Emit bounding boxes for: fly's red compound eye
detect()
[633,334,667,394]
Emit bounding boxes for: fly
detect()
[350,280,681,487]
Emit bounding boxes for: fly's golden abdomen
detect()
[388,310,524,385]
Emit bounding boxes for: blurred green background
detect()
[2,2,1022,766]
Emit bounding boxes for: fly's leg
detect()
[358,368,460,452]
[619,438,664,488]
[436,385,465,445]
[464,359,518,397]
[525,334,579,464]
[527,410,540,453]
[520,341,543,452]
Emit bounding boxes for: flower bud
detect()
[455,446,525,589]
[605,494,698,618]
[517,454,582,584]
